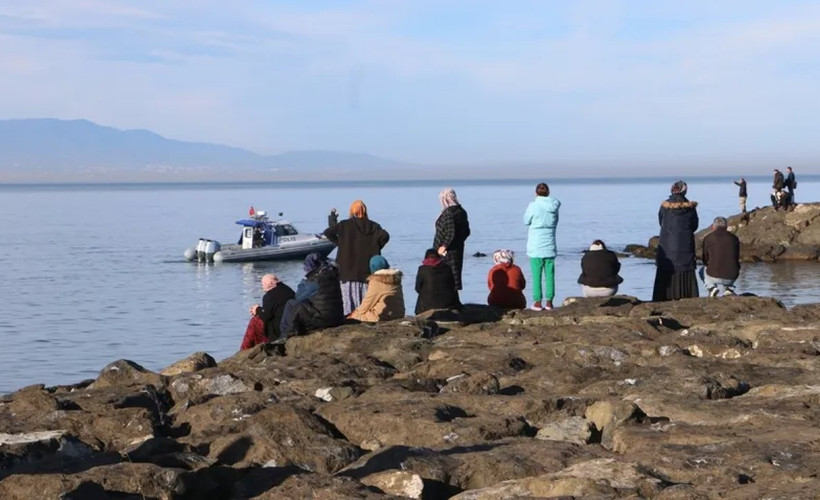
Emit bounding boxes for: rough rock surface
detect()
[626,202,820,262]
[2,297,820,498]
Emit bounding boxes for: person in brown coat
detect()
[487,249,526,309]
[699,216,741,297]
[349,255,405,322]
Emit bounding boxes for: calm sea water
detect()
[1,177,818,393]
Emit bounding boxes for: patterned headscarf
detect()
[369,255,389,273]
[670,180,687,195]
[349,200,368,219]
[261,274,279,291]
[493,249,514,265]
[439,188,459,210]
[303,252,327,275]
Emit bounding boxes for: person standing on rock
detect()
[699,217,740,297]
[786,167,797,205]
[487,249,527,309]
[578,240,623,298]
[773,169,785,191]
[240,274,296,349]
[733,178,747,213]
[324,200,390,315]
[348,255,405,322]
[415,248,461,314]
[524,182,561,310]
[652,180,700,301]
[433,188,471,291]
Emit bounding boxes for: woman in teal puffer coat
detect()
[523,182,561,310]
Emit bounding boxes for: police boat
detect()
[184,208,335,263]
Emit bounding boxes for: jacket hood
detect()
[661,199,698,210]
[535,196,561,210]
[369,268,403,285]
[352,217,381,235]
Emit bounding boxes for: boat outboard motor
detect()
[204,239,221,262]
[195,239,207,262]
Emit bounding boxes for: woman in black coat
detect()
[652,181,700,301]
[415,248,461,314]
[578,240,623,297]
[433,188,471,290]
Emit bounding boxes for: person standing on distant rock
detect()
[773,169,785,191]
[433,188,471,290]
[324,200,390,315]
[241,274,295,350]
[652,180,700,301]
[487,249,527,309]
[786,167,797,205]
[699,216,740,297]
[415,248,461,314]
[524,182,561,310]
[734,178,747,213]
[578,240,623,298]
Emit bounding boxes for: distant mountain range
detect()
[0,118,413,181]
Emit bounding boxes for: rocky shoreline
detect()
[625,202,820,262]
[2,296,820,498]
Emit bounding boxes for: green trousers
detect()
[530,257,555,302]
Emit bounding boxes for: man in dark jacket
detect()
[279,253,345,338]
[415,248,461,314]
[773,169,785,190]
[699,216,740,297]
[786,167,797,205]
[733,178,747,213]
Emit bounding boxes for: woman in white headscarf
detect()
[433,188,471,290]
[487,249,526,309]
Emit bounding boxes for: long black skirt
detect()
[652,269,699,301]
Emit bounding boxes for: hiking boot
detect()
[708,287,719,298]
[724,288,736,297]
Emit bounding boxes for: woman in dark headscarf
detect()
[653,180,700,301]
[279,252,344,338]
[433,188,471,290]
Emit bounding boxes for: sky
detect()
[0,1,819,170]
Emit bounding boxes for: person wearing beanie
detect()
[241,273,295,350]
[348,255,405,322]
[324,199,390,316]
[487,249,526,309]
[577,241,623,298]
[415,248,461,314]
[652,180,700,301]
[279,252,344,338]
[433,188,471,290]
[524,182,561,310]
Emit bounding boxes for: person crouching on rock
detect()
[578,240,623,298]
[279,253,344,339]
[241,273,295,350]
[348,255,405,322]
[699,216,740,297]
[415,248,461,315]
[487,249,526,309]
[771,189,792,211]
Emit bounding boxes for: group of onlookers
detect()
[736,167,798,213]
[241,176,759,349]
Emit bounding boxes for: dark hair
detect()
[536,183,549,197]
[424,248,439,259]
[592,239,607,249]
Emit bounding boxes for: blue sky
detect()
[0,1,819,169]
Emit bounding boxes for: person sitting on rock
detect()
[241,273,295,350]
[699,216,740,297]
[771,189,792,211]
[279,253,345,338]
[415,248,461,315]
[487,249,526,309]
[577,240,623,297]
[348,255,405,322]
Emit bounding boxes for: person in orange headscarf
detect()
[324,200,390,315]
